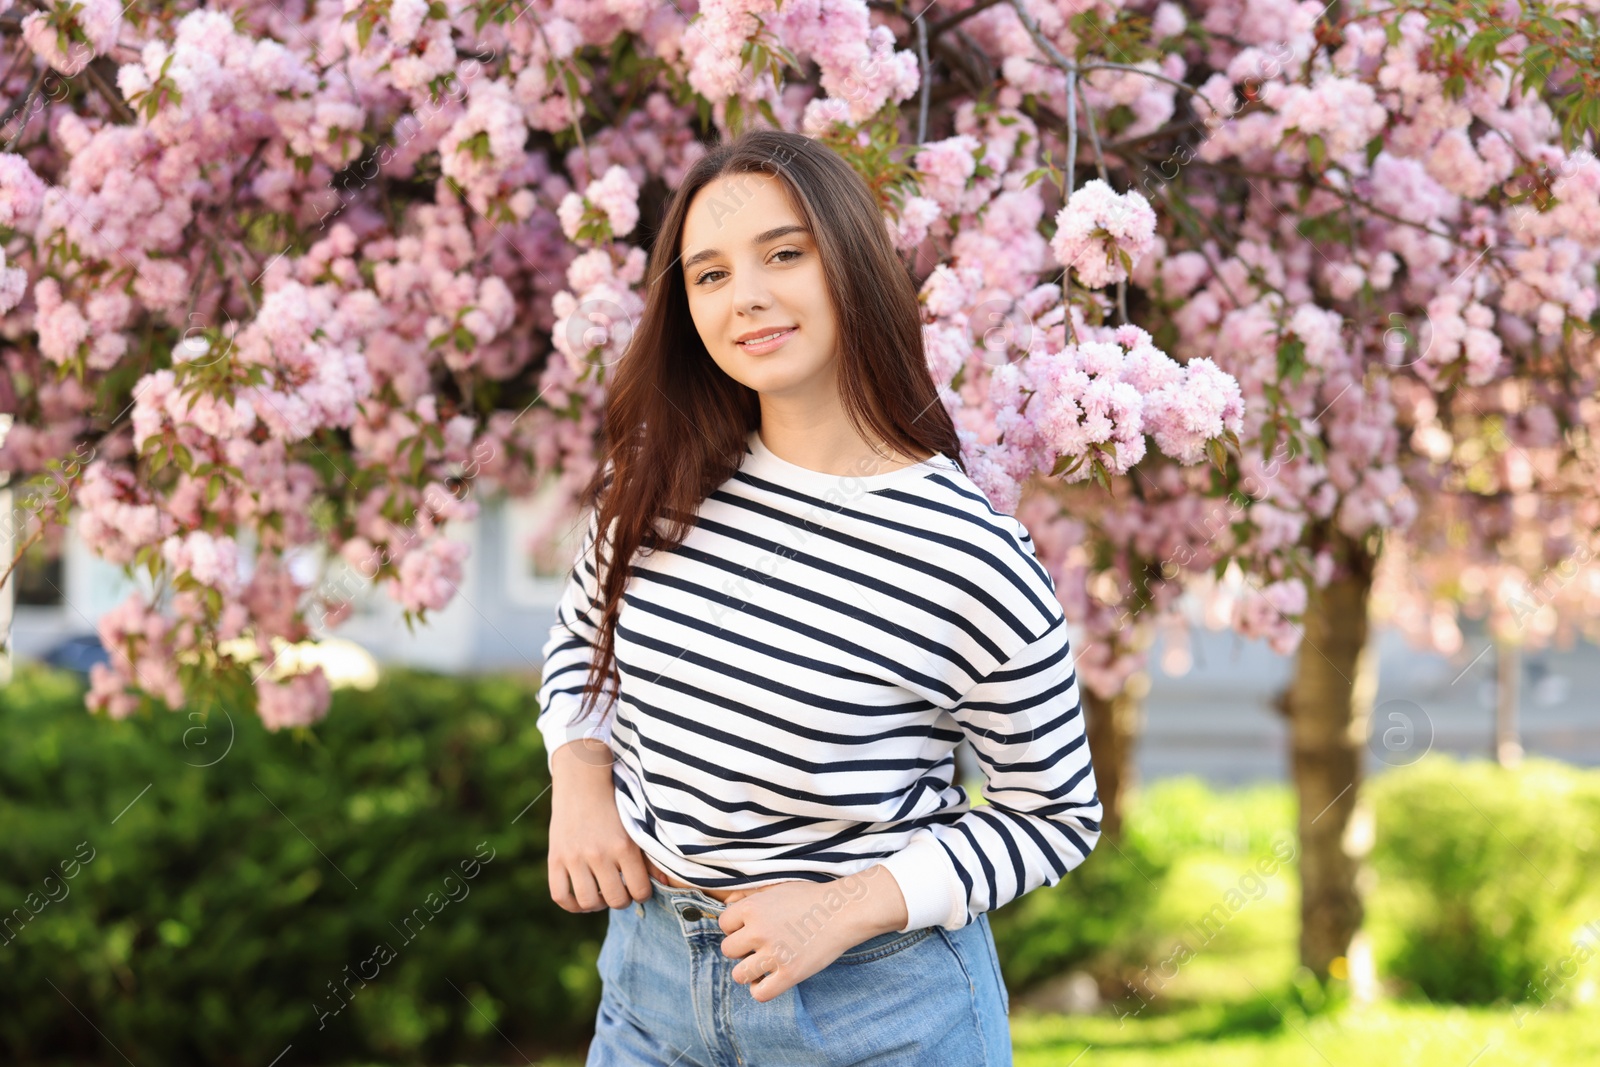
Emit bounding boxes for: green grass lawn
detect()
[1011,998,1600,1066]
[502,998,1600,1067]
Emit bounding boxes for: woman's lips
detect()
[736,326,797,354]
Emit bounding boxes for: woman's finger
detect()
[568,863,604,912]
[592,859,633,909]
[620,848,653,901]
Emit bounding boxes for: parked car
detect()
[39,633,109,676]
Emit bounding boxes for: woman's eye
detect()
[693,250,802,286]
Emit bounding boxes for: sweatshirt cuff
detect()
[878,827,967,932]
[539,703,615,775]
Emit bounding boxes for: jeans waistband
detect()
[648,875,727,915]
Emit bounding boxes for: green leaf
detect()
[461,130,492,161]
[1090,457,1112,493]
[1051,452,1085,478]
[1277,336,1307,385]
[1306,133,1326,172]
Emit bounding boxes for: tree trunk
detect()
[1283,536,1379,995]
[1495,640,1523,767]
[0,421,12,688]
[1084,674,1147,842]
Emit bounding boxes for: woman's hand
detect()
[546,738,653,912]
[716,864,911,1002]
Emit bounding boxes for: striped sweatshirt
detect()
[536,427,1102,933]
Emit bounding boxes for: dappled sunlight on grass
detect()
[1011,998,1600,1066]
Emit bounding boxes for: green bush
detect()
[1367,755,1600,1004]
[985,777,1298,996]
[1127,777,1295,859]
[986,800,1175,993]
[0,664,604,1067]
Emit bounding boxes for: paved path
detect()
[1131,625,1600,784]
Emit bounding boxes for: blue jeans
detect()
[585,875,1012,1066]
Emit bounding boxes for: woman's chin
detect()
[733,357,829,397]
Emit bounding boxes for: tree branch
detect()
[1077,63,1218,109]
[1079,86,1130,325]
[0,63,42,149]
[932,28,993,96]
[915,13,930,144]
[1176,154,1478,250]
[926,0,1008,41]
[0,38,34,94]
[81,53,134,124]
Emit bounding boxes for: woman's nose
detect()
[732,269,772,315]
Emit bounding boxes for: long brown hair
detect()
[564,127,965,730]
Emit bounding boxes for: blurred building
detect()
[7,490,576,677]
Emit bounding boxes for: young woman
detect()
[538,128,1102,1066]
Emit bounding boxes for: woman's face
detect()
[679,172,839,402]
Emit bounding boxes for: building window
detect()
[13,543,65,607]
[504,482,584,608]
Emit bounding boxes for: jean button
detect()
[679,905,703,921]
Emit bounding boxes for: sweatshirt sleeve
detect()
[878,616,1102,932]
[535,505,619,774]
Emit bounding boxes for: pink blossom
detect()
[89,593,186,712]
[801,96,852,136]
[1151,2,1187,39]
[389,537,471,613]
[161,530,243,595]
[889,195,942,251]
[587,165,642,236]
[0,152,47,228]
[77,462,174,564]
[255,668,332,732]
[1050,180,1157,289]
[20,0,122,76]
[439,79,529,214]
[913,135,980,212]
[0,247,28,314]
[32,278,89,366]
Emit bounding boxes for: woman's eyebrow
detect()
[682,224,810,272]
